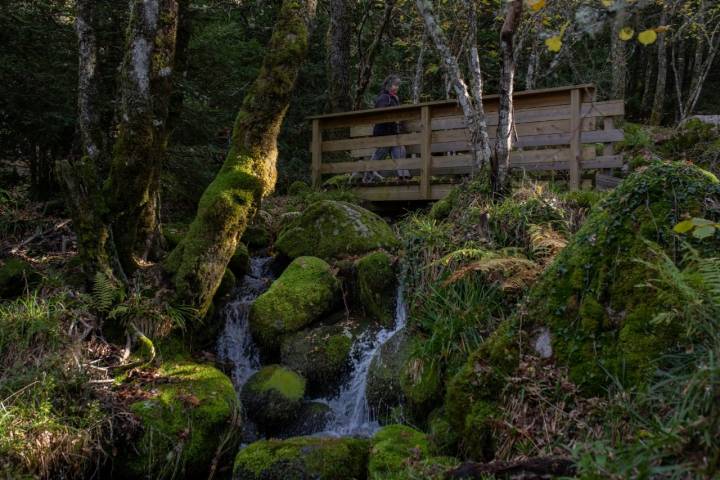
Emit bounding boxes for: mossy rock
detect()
[368,424,430,479]
[428,186,460,220]
[240,365,305,434]
[233,436,369,480]
[281,401,333,438]
[250,256,340,356]
[0,258,40,299]
[215,268,237,300]
[524,161,720,392]
[228,242,250,278]
[400,357,443,423]
[242,224,272,251]
[162,222,189,250]
[121,361,238,478]
[366,328,412,423]
[427,409,458,456]
[280,324,352,396]
[356,251,397,326]
[276,200,398,260]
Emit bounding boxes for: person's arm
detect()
[374,93,392,109]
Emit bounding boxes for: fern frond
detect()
[443,256,542,292]
[529,224,568,263]
[92,272,117,313]
[433,248,494,267]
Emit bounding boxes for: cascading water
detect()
[316,282,408,437]
[217,256,274,389]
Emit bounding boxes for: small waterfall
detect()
[318,283,408,437]
[217,257,274,389]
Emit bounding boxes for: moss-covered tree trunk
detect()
[165,0,318,316]
[108,0,179,274]
[61,0,179,282]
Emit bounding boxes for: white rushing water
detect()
[216,257,274,389]
[316,283,408,437]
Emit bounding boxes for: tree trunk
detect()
[412,29,427,104]
[610,4,627,99]
[354,0,396,109]
[682,31,720,120]
[416,0,490,172]
[327,0,352,113]
[165,0,318,316]
[641,51,655,113]
[650,9,668,125]
[494,0,522,193]
[108,0,179,274]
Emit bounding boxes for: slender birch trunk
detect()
[610,4,627,99]
[650,9,668,125]
[412,29,427,104]
[494,0,523,192]
[165,0,318,316]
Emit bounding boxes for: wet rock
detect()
[366,328,412,423]
[355,251,397,326]
[281,401,333,437]
[228,242,250,278]
[276,200,398,261]
[240,365,305,434]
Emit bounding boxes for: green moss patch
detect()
[228,242,250,278]
[123,361,238,478]
[240,365,305,433]
[280,324,352,396]
[276,200,398,260]
[250,256,340,355]
[368,424,430,479]
[356,251,397,325]
[233,436,369,480]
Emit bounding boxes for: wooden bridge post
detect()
[311,119,321,188]
[569,88,582,191]
[420,105,432,199]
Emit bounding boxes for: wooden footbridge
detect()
[308,84,625,201]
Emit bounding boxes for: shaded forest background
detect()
[2,0,719,216]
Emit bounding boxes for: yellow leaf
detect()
[638,29,658,45]
[654,25,670,33]
[619,27,634,41]
[545,35,562,52]
[527,0,545,12]
[600,0,613,7]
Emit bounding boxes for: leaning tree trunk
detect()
[494,0,522,193]
[416,0,491,170]
[108,0,179,274]
[327,0,352,113]
[165,0,318,315]
[650,8,668,125]
[412,28,427,104]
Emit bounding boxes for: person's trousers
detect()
[371,145,410,177]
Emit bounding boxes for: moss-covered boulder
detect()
[276,200,398,260]
[280,324,352,396]
[121,361,238,478]
[427,409,458,455]
[400,357,443,423]
[215,268,237,300]
[240,365,305,433]
[0,258,40,299]
[356,251,397,325]
[250,256,340,355]
[228,242,250,278]
[526,161,720,391]
[233,436,369,480]
[368,424,430,479]
[282,401,333,437]
[366,329,412,422]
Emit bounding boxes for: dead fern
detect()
[443,256,542,293]
[529,224,568,265]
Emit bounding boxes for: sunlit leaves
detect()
[600,0,613,7]
[527,0,546,12]
[619,27,634,41]
[674,218,720,240]
[545,35,562,52]
[638,29,658,45]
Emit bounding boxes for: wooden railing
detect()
[308,84,625,201]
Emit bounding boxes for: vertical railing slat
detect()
[420,105,432,199]
[569,88,582,191]
[311,119,322,188]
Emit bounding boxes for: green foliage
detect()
[91,271,121,313]
[617,123,654,153]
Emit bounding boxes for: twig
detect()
[10,219,71,254]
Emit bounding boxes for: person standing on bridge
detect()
[363,75,412,183]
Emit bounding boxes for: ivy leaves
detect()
[674,217,720,240]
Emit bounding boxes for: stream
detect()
[216,256,407,438]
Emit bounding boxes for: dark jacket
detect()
[372,89,400,136]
